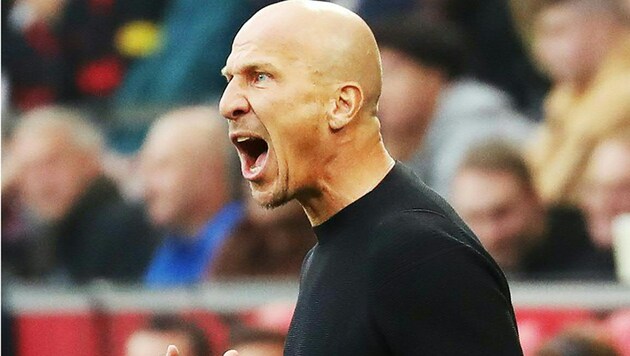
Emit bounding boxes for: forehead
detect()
[224,38,301,75]
[224,15,318,75]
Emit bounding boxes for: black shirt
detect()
[285,163,522,355]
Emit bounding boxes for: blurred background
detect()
[2,0,630,355]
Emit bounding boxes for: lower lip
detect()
[241,150,269,181]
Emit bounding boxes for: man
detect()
[127,315,212,356]
[140,107,243,287]
[170,1,521,355]
[4,106,157,284]
[373,16,534,197]
[450,140,594,279]
[527,0,630,204]
[577,131,630,278]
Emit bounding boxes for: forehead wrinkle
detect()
[227,42,315,80]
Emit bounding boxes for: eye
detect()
[254,72,271,83]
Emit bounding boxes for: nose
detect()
[219,80,250,121]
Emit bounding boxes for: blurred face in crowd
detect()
[378,47,442,160]
[140,113,228,234]
[580,139,630,249]
[10,128,100,221]
[451,169,544,270]
[533,2,620,85]
[126,331,194,356]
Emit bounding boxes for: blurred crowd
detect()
[2,0,630,354]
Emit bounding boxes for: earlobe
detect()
[328,84,363,131]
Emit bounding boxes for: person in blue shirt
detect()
[139,106,243,287]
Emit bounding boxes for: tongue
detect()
[254,150,268,167]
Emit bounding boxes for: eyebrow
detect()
[221,62,277,78]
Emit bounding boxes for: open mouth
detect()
[233,136,269,179]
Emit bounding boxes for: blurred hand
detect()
[166,345,179,356]
[165,345,239,356]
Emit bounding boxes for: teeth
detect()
[237,137,250,143]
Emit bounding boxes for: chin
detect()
[250,183,291,210]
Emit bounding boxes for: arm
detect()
[370,214,522,355]
[372,246,522,355]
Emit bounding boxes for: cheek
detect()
[270,100,325,161]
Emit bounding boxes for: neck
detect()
[298,121,396,226]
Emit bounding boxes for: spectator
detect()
[536,325,620,356]
[139,106,243,287]
[228,327,285,356]
[373,16,534,197]
[126,315,213,356]
[450,140,595,279]
[527,0,630,205]
[3,106,157,284]
[209,187,316,279]
[576,131,630,278]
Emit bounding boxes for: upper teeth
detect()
[237,137,251,143]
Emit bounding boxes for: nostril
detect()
[233,109,246,117]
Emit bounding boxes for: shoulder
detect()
[368,209,497,288]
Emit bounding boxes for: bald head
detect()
[141,107,231,233]
[220,1,394,223]
[232,0,382,114]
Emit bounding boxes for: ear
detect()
[328,83,363,131]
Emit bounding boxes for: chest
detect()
[284,247,390,355]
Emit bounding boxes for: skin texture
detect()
[139,107,230,236]
[451,168,545,272]
[219,0,393,226]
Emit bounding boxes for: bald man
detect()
[169,1,521,355]
[140,107,243,287]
